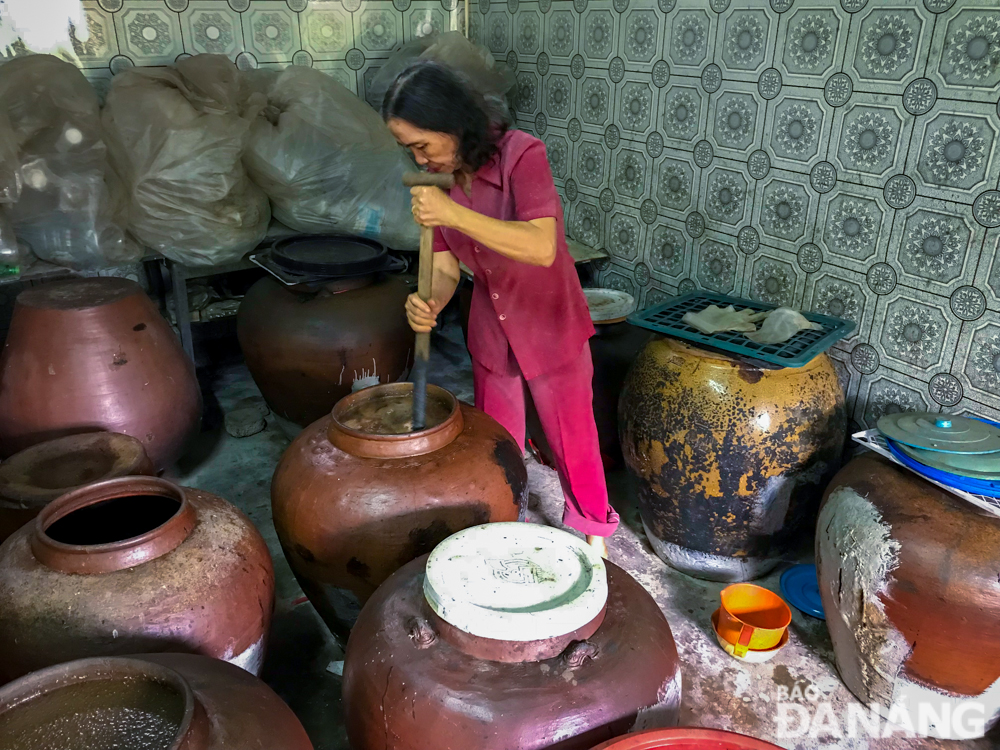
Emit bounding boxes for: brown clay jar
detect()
[271,383,528,638]
[817,454,1000,740]
[0,476,274,684]
[0,431,153,543]
[0,654,313,749]
[238,274,415,427]
[342,554,682,750]
[620,338,846,582]
[0,277,202,471]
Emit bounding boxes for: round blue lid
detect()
[780,564,825,620]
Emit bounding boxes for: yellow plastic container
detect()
[717,583,791,656]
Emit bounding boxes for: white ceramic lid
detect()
[583,288,635,323]
[423,523,608,642]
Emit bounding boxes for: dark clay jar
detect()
[0,432,153,544]
[620,338,846,582]
[462,282,648,466]
[342,555,682,750]
[271,383,528,639]
[238,274,415,427]
[528,319,650,468]
[0,476,274,684]
[0,654,313,750]
[0,278,201,472]
[817,455,1000,740]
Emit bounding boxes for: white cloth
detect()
[744,307,822,344]
[682,304,766,334]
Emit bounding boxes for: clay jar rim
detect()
[0,432,152,509]
[327,382,464,459]
[30,476,196,575]
[666,337,754,365]
[590,727,786,750]
[424,602,607,663]
[664,336,829,373]
[0,656,211,750]
[285,273,378,295]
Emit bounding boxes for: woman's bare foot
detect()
[586,534,608,560]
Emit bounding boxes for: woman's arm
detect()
[410,186,557,268]
[405,249,462,333]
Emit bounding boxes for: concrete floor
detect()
[168,311,997,750]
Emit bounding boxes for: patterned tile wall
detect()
[11,0,462,107]
[472,0,1000,431]
[3,0,998,430]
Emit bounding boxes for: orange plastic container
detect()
[591,727,784,749]
[716,584,791,656]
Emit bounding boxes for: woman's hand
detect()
[405,293,443,333]
[410,186,460,228]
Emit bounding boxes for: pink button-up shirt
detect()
[434,130,595,381]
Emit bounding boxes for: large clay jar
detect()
[592,728,784,750]
[343,523,682,750]
[817,454,1000,740]
[0,431,153,543]
[0,654,313,749]
[527,289,648,468]
[620,338,845,582]
[238,273,414,427]
[0,476,274,683]
[271,382,528,638]
[0,277,202,471]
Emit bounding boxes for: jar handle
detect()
[563,640,599,668]
[406,617,437,648]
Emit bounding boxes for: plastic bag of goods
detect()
[0,110,20,204]
[0,54,135,270]
[368,31,516,113]
[103,54,270,267]
[244,66,418,251]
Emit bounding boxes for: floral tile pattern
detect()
[182,3,243,58]
[3,0,999,423]
[9,0,464,99]
[484,0,1000,424]
[114,2,184,65]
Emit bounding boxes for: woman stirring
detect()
[382,61,618,558]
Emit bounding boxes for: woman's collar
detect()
[475,154,502,187]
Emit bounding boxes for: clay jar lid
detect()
[423,523,608,662]
[327,382,464,458]
[583,288,635,325]
[0,432,152,511]
[0,656,210,750]
[16,277,141,311]
[29,476,196,575]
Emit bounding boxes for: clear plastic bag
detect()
[0,54,135,270]
[368,31,516,112]
[103,54,270,267]
[0,110,20,204]
[244,66,418,250]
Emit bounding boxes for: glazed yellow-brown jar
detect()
[619,337,846,581]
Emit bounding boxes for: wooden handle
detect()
[403,172,456,189]
[415,222,433,363]
[406,172,450,365]
[417,224,434,303]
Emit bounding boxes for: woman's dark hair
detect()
[382,61,510,172]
